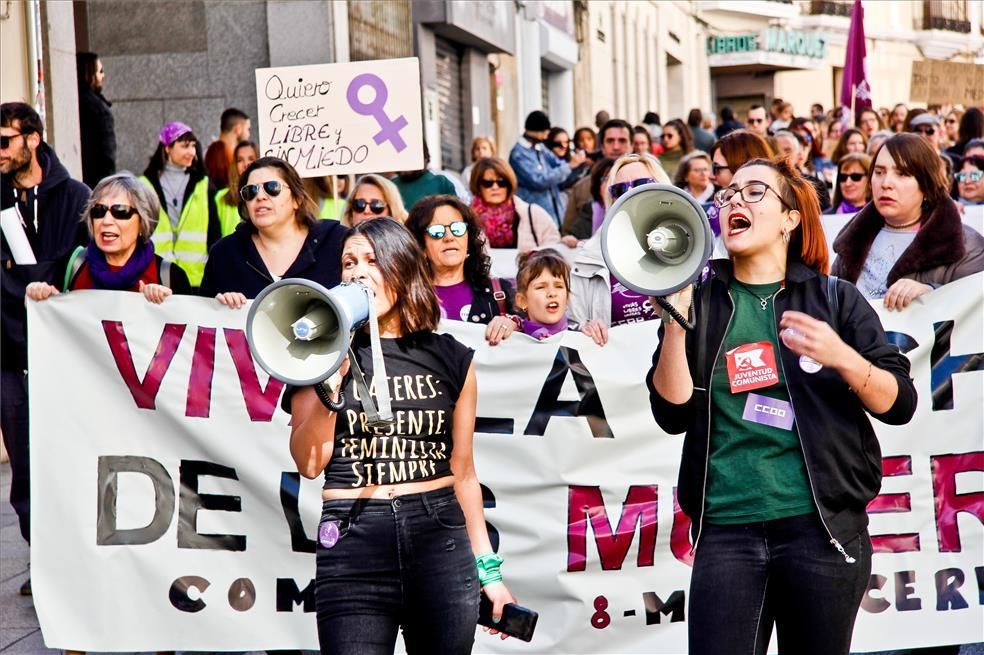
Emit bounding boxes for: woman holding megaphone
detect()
[284,218,516,654]
[647,157,916,655]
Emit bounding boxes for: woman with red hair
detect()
[647,156,916,655]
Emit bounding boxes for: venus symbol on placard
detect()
[346,73,409,153]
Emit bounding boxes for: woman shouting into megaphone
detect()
[284,218,517,654]
[647,157,916,655]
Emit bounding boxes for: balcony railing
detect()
[921,0,971,33]
[808,0,852,17]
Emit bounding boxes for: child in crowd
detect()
[515,249,607,346]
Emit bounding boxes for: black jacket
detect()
[465,278,516,324]
[1,143,90,371]
[78,86,116,188]
[646,259,916,550]
[198,219,348,299]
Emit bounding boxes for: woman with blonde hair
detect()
[341,173,408,227]
[569,153,672,343]
[462,136,496,183]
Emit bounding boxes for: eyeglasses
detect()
[955,170,983,183]
[608,177,655,201]
[659,133,676,141]
[712,163,730,176]
[479,178,509,190]
[839,172,866,182]
[351,198,387,214]
[912,127,936,136]
[240,180,284,202]
[747,118,766,124]
[425,220,468,239]
[90,203,137,220]
[714,182,794,210]
[0,132,25,149]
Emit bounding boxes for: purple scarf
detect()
[836,200,863,214]
[522,316,569,340]
[86,239,156,290]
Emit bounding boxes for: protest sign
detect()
[27,273,984,652]
[254,57,424,177]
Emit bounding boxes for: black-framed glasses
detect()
[240,180,284,202]
[714,182,793,210]
[90,203,137,220]
[425,220,468,239]
[955,170,983,183]
[479,178,509,190]
[838,172,866,182]
[608,177,655,201]
[351,198,387,214]
[0,132,25,149]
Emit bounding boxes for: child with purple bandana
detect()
[515,249,607,346]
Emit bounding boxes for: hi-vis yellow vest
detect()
[141,176,209,286]
[214,188,242,237]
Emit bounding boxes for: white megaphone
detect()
[246,278,371,386]
[600,183,713,329]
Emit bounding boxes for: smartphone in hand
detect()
[478,593,538,642]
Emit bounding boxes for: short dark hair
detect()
[346,218,440,334]
[220,108,249,133]
[686,108,703,127]
[720,106,735,122]
[0,102,43,137]
[237,156,319,228]
[642,112,661,125]
[873,134,949,207]
[405,195,491,291]
[599,118,633,144]
[748,104,765,114]
[76,52,100,90]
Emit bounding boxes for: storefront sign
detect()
[707,28,828,64]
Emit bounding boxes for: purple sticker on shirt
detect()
[319,520,341,549]
[742,393,795,431]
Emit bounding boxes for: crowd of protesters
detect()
[1,48,983,655]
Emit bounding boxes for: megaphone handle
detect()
[655,296,695,331]
[347,347,384,426]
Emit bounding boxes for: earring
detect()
[781,227,790,244]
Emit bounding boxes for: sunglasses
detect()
[425,220,468,239]
[945,118,958,124]
[839,172,866,182]
[479,178,509,190]
[955,170,984,183]
[747,118,766,124]
[351,198,387,214]
[712,163,730,176]
[240,180,284,202]
[90,203,137,220]
[659,133,676,141]
[0,132,25,149]
[608,177,655,201]
[912,127,936,136]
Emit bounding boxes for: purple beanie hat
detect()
[159,121,193,146]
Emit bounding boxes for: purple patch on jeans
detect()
[742,393,795,431]
[319,520,341,549]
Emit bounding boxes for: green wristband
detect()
[476,553,504,587]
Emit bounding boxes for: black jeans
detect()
[689,512,871,655]
[314,486,480,655]
[1,369,30,543]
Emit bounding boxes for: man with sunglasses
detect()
[746,105,769,139]
[0,102,89,595]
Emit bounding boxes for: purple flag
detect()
[841,0,872,112]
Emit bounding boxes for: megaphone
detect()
[245,278,370,386]
[600,183,713,329]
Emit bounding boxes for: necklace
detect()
[883,215,921,230]
[734,281,782,310]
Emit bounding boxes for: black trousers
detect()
[1,368,30,543]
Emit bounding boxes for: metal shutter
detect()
[348,0,411,61]
[435,36,465,172]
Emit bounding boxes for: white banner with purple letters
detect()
[27,273,983,652]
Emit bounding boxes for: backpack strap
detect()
[62,245,86,291]
[825,274,840,329]
[160,259,173,289]
[490,278,508,316]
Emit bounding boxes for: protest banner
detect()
[254,58,424,177]
[27,272,983,652]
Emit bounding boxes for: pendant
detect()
[760,299,769,310]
